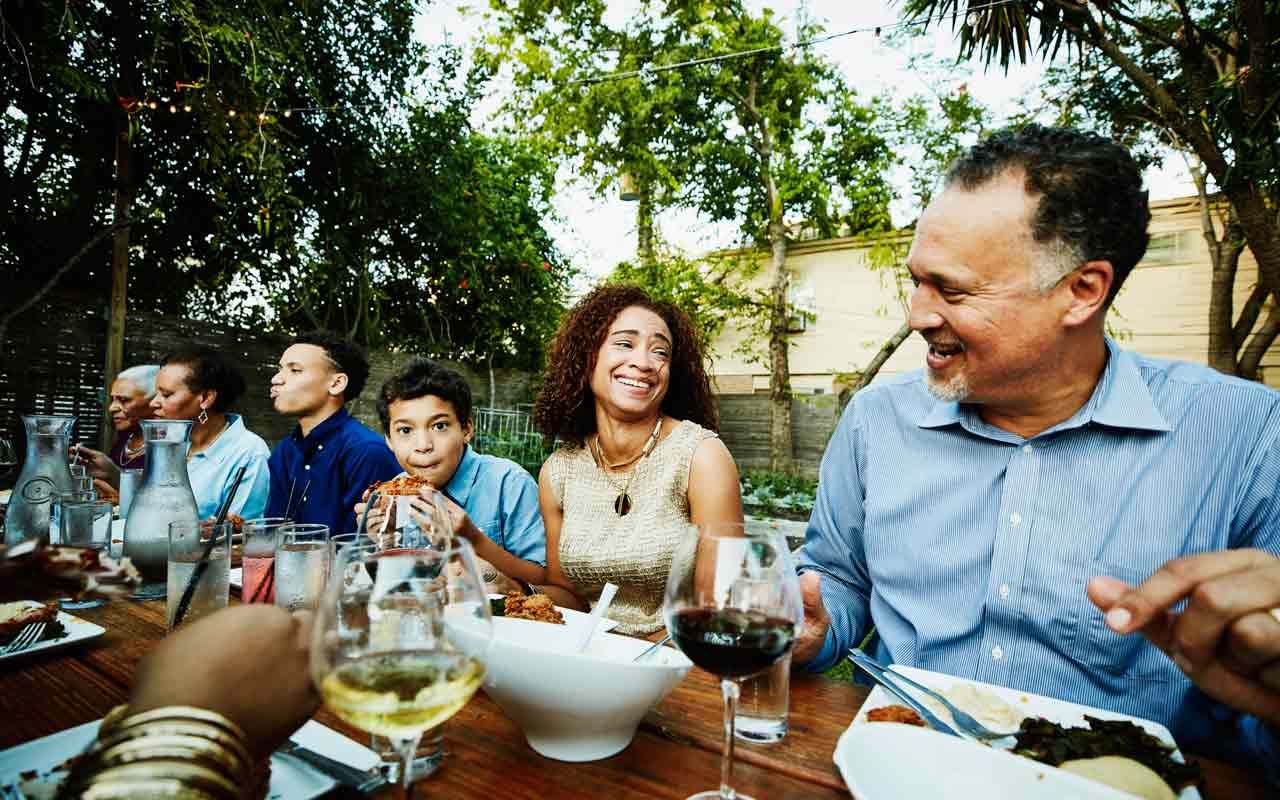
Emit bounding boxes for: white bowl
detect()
[448,615,691,762]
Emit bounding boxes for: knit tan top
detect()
[545,419,718,635]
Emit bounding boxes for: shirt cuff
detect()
[797,567,868,674]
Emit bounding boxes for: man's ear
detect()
[462,420,474,443]
[329,373,349,398]
[1061,259,1114,328]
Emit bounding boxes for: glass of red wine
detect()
[662,522,803,800]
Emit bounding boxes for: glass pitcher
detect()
[122,419,199,583]
[4,415,76,546]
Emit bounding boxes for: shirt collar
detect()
[917,337,1170,435]
[291,407,351,447]
[192,413,244,460]
[443,445,479,506]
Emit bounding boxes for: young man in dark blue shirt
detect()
[266,332,401,532]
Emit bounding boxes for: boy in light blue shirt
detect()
[358,358,546,590]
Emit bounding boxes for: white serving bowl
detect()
[448,614,691,762]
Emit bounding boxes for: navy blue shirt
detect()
[266,408,402,533]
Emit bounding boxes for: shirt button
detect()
[991,646,1004,660]
[1009,512,1022,527]
[1022,444,1033,454]
[304,464,311,470]
[318,444,324,450]
[999,584,1010,599]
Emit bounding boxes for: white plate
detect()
[0,602,104,664]
[488,593,619,632]
[837,664,1201,800]
[230,566,243,589]
[0,719,380,799]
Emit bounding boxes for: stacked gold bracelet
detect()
[57,706,256,800]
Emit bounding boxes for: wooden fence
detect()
[716,394,840,478]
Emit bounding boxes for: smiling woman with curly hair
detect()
[530,284,743,636]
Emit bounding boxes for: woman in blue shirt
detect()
[151,344,271,520]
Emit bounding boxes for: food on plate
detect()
[373,475,432,496]
[1014,715,1200,793]
[1060,756,1178,800]
[866,704,926,726]
[937,682,1024,731]
[0,542,142,599]
[0,601,66,647]
[502,592,565,624]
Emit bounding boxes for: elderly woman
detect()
[149,344,271,520]
[530,284,743,636]
[75,365,160,493]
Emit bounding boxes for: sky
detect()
[415,1,1194,282]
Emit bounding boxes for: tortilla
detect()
[1059,756,1178,800]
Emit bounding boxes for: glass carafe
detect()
[123,420,199,582]
[4,415,76,546]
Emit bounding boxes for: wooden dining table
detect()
[0,593,1272,799]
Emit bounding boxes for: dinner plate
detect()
[836,664,1202,800]
[488,593,620,632]
[0,602,104,664]
[0,719,381,800]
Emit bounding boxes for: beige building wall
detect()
[708,196,1280,394]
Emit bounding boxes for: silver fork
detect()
[633,633,672,662]
[2,623,46,656]
[848,648,1018,745]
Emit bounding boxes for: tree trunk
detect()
[104,126,133,450]
[488,356,497,408]
[637,186,656,269]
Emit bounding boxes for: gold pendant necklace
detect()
[593,417,663,517]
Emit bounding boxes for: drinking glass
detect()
[167,521,232,630]
[241,517,289,604]
[662,523,803,800]
[50,489,95,544]
[311,537,492,798]
[274,523,331,611]
[373,490,453,552]
[0,436,17,474]
[60,499,113,549]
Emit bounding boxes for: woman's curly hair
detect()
[533,284,718,447]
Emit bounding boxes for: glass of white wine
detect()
[311,536,492,797]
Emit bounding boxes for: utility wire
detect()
[571,0,1024,85]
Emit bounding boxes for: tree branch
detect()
[1238,297,1280,380]
[1233,283,1267,352]
[0,214,139,350]
[854,321,912,392]
[1096,4,1180,51]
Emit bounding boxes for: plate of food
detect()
[489,592,620,631]
[0,601,104,663]
[836,665,1201,800]
[0,719,381,800]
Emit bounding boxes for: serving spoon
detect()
[576,582,618,653]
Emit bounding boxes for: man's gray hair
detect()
[116,364,160,398]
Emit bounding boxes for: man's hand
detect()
[1088,549,1280,727]
[793,571,831,667]
[129,605,319,757]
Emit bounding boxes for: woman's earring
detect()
[197,408,209,425]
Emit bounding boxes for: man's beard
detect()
[925,369,970,402]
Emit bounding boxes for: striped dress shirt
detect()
[797,338,1280,780]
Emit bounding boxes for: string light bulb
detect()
[169,104,177,113]
[283,109,292,118]
[228,108,237,118]
[147,100,157,110]
[183,104,192,112]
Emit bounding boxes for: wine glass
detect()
[311,535,492,797]
[662,522,803,800]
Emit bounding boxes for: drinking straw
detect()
[359,490,381,535]
[172,465,247,626]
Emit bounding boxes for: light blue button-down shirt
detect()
[798,338,1280,779]
[188,413,271,521]
[438,445,546,565]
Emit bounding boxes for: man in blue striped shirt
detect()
[796,125,1280,782]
